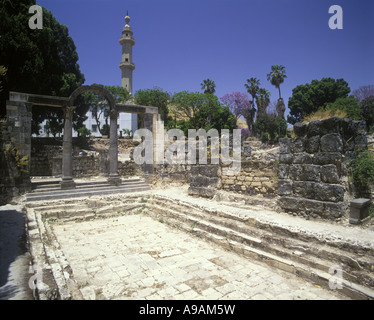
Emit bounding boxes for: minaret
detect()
[119,11,135,95]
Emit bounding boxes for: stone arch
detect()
[61,84,120,188]
[68,84,116,110]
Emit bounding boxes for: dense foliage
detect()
[287,78,350,124]
[134,87,171,124]
[172,91,236,135]
[0,0,86,133]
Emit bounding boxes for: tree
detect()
[267,65,287,100]
[325,96,362,120]
[244,77,260,134]
[360,96,374,131]
[172,91,206,130]
[219,92,251,122]
[200,79,216,94]
[83,84,131,136]
[352,85,374,102]
[287,78,351,124]
[195,95,236,133]
[134,87,170,123]
[0,1,86,131]
[255,88,271,117]
[174,93,236,135]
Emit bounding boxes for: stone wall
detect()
[31,144,61,176]
[29,136,144,178]
[0,121,31,205]
[156,163,191,184]
[188,164,221,198]
[221,160,277,195]
[277,117,367,221]
[118,159,142,178]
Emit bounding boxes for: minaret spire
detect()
[119,11,135,95]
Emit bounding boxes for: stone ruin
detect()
[1,95,373,223]
[277,117,368,221]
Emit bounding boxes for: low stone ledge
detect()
[349,198,371,225]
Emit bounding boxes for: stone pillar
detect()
[107,108,121,185]
[60,106,76,189]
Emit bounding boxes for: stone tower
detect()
[119,11,135,95]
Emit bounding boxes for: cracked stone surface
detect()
[51,214,349,300]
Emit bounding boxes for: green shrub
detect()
[351,151,374,195]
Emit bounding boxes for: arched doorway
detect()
[61,85,121,189]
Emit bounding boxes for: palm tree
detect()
[256,88,271,117]
[244,77,260,136]
[244,77,260,107]
[266,65,287,99]
[201,78,216,94]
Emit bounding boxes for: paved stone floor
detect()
[51,214,348,300]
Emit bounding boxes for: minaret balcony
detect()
[119,61,135,70]
[119,37,135,46]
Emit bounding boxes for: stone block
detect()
[324,202,348,219]
[279,153,293,164]
[305,135,320,154]
[190,175,210,187]
[288,164,304,181]
[307,120,320,137]
[303,165,321,182]
[313,183,344,202]
[279,138,291,154]
[342,119,366,139]
[190,166,199,176]
[293,153,312,164]
[313,152,342,165]
[208,177,220,186]
[278,179,292,195]
[251,181,262,187]
[188,186,216,198]
[293,122,308,137]
[320,134,343,153]
[278,164,289,179]
[354,135,368,151]
[290,138,305,153]
[320,165,340,183]
[293,181,314,198]
[351,120,367,135]
[277,197,300,211]
[301,199,325,215]
[199,165,219,177]
[319,117,341,136]
[349,198,371,224]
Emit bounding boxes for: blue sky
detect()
[37,0,374,118]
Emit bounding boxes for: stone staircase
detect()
[26,177,151,202]
[146,195,374,300]
[25,191,374,300]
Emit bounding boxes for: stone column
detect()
[60,106,76,189]
[107,108,121,185]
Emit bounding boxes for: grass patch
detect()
[303,108,347,122]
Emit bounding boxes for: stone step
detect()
[31,178,142,190]
[153,197,373,254]
[148,206,374,300]
[150,202,336,271]
[25,183,151,202]
[154,196,374,260]
[148,199,374,297]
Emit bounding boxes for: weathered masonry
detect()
[5,85,159,189]
[277,117,368,221]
